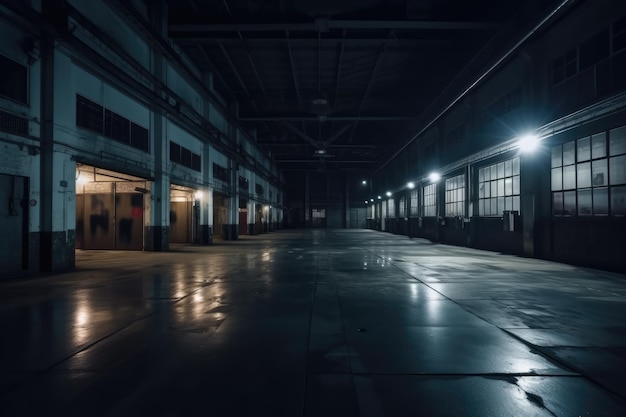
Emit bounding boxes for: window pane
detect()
[497,179,504,196]
[491,165,497,180]
[610,155,626,184]
[479,168,484,182]
[479,199,485,216]
[513,176,520,195]
[490,198,497,215]
[610,126,626,156]
[479,183,485,198]
[578,189,592,216]
[497,197,504,215]
[563,165,576,189]
[553,192,564,215]
[592,159,608,186]
[577,137,591,161]
[491,181,497,197]
[563,191,576,215]
[593,188,608,215]
[505,196,512,211]
[612,186,626,215]
[505,160,512,176]
[513,196,520,213]
[592,133,606,159]
[577,162,591,188]
[497,162,505,178]
[551,168,562,191]
[513,158,520,175]
[459,176,465,187]
[563,141,576,165]
[551,145,562,168]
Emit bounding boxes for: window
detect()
[445,174,465,217]
[255,183,264,196]
[0,110,29,135]
[312,209,325,219]
[613,16,626,54]
[579,28,610,71]
[552,48,577,85]
[76,95,104,134]
[398,196,406,218]
[422,183,437,217]
[76,95,149,152]
[387,198,395,218]
[551,126,626,216]
[213,163,228,181]
[170,141,201,172]
[239,176,249,192]
[478,157,520,216]
[409,189,419,217]
[0,54,28,104]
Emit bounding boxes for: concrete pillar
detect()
[247,199,255,235]
[223,159,239,240]
[38,34,75,272]
[304,172,310,227]
[145,0,171,251]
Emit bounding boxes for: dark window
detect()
[170,142,181,163]
[213,163,228,182]
[239,176,249,191]
[191,153,201,172]
[170,141,201,172]
[181,148,192,167]
[76,95,104,134]
[0,54,28,104]
[579,28,610,71]
[104,109,130,145]
[552,48,577,85]
[613,16,626,54]
[255,184,264,196]
[130,122,149,152]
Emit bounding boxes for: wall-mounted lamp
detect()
[377,196,382,200]
[362,180,367,185]
[517,134,540,153]
[407,181,415,189]
[428,172,441,183]
[194,191,203,200]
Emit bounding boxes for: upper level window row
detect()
[170,141,201,172]
[76,95,149,152]
[213,163,228,181]
[552,15,626,86]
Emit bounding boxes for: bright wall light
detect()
[429,172,440,183]
[194,191,203,201]
[518,134,540,153]
[377,195,382,199]
[364,200,368,204]
[370,198,374,202]
[407,181,415,189]
[362,180,367,185]
[386,191,392,197]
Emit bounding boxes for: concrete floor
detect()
[1,229,626,416]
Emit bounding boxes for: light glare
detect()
[407,181,415,189]
[518,134,540,153]
[386,191,392,197]
[429,172,440,183]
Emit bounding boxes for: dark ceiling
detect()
[167,0,563,174]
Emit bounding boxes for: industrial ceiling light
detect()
[429,172,441,183]
[314,149,326,155]
[370,198,374,202]
[377,195,382,199]
[518,134,540,153]
[407,181,415,189]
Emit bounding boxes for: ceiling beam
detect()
[169,20,495,33]
[240,116,416,121]
[258,143,384,148]
[274,159,378,163]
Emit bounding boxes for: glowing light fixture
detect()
[370,198,374,202]
[362,180,367,185]
[386,191,392,197]
[407,181,415,189]
[194,191,203,201]
[377,195,382,200]
[429,172,441,183]
[518,134,540,153]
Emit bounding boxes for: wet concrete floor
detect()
[1,229,625,416]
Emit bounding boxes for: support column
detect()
[304,172,310,228]
[223,159,239,240]
[147,111,170,251]
[38,30,75,272]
